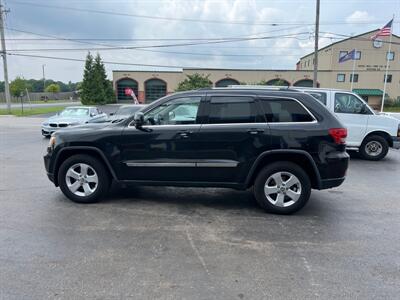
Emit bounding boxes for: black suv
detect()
[44,88,349,214]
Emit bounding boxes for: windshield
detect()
[59,108,89,117]
[116,106,142,115]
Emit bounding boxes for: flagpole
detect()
[350,48,356,91]
[381,16,394,112]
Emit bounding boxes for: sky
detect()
[1,0,399,82]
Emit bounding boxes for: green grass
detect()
[0,99,72,104]
[0,106,67,116]
[383,107,400,113]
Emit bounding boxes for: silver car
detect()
[41,106,107,137]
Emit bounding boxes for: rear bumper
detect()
[316,151,349,190]
[391,136,400,149]
[320,177,346,189]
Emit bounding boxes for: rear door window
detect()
[208,96,257,124]
[259,98,315,123]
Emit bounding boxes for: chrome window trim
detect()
[127,124,201,129]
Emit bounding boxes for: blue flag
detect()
[339,49,356,63]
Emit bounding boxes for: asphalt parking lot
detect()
[1,116,399,299]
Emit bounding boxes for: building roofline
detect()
[113,70,182,73]
[300,29,400,60]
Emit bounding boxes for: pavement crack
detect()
[184,224,211,277]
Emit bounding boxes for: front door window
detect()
[144,97,201,125]
[334,93,368,114]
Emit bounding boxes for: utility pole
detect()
[42,64,46,92]
[313,0,320,87]
[0,0,11,113]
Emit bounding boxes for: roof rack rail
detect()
[228,85,301,91]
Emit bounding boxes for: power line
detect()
[8,52,400,72]
[4,31,312,52]
[9,0,400,27]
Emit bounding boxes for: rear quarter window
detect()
[304,91,327,105]
[259,98,315,123]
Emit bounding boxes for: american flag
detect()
[371,19,393,40]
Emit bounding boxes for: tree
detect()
[10,77,28,98]
[176,73,212,91]
[80,52,114,104]
[45,83,60,93]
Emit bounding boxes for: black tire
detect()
[58,154,110,203]
[359,135,389,161]
[253,161,311,215]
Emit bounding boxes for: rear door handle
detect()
[247,128,264,135]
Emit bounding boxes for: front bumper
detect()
[44,153,56,184]
[41,126,61,136]
[392,136,400,149]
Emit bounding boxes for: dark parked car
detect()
[44,88,349,214]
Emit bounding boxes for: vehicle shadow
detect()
[100,183,329,218]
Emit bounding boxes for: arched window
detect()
[265,79,290,87]
[145,79,167,102]
[215,78,240,87]
[116,78,138,101]
[293,79,317,87]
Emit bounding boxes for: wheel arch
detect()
[53,146,117,186]
[245,150,322,189]
[363,130,393,147]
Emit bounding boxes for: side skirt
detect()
[119,180,247,190]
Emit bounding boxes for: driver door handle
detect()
[178,130,194,138]
[247,128,264,135]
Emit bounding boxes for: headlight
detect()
[42,122,49,126]
[48,136,56,150]
[68,122,79,126]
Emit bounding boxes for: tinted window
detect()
[305,91,327,105]
[208,96,257,124]
[144,97,201,125]
[259,98,314,123]
[334,93,366,114]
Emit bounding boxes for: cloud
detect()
[346,11,375,24]
[1,1,389,82]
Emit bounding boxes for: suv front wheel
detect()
[58,154,110,203]
[253,162,311,214]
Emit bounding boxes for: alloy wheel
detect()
[264,171,302,208]
[65,163,98,197]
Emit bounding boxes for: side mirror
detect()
[109,112,114,116]
[134,112,144,128]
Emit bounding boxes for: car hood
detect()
[109,114,131,122]
[46,116,88,124]
[58,122,114,132]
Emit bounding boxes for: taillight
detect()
[397,124,400,137]
[329,128,347,145]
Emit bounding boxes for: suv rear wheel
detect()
[58,154,110,203]
[359,135,389,161]
[253,162,311,214]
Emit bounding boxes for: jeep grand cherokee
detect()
[44,88,349,214]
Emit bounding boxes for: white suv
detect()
[298,88,400,160]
